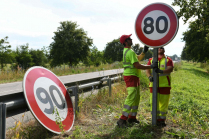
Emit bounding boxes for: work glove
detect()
[148,76,153,82]
[155,68,163,74]
[143,45,149,53]
[150,61,158,69]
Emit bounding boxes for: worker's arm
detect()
[133,61,158,70]
[154,66,173,74]
[137,45,149,61]
[137,53,145,61]
[162,66,173,73]
[146,69,151,77]
[146,69,153,82]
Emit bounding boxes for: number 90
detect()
[36,85,65,114]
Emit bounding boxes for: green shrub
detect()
[200,62,207,68]
[174,61,182,71]
[94,60,101,67]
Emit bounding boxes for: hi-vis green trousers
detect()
[121,76,140,119]
[150,92,170,120]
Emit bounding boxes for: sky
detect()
[0,0,190,57]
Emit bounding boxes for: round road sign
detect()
[23,66,74,134]
[135,3,179,48]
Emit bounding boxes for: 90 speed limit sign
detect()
[135,3,179,48]
[23,66,74,134]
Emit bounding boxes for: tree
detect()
[49,21,93,67]
[181,46,187,60]
[144,50,153,60]
[90,46,103,67]
[103,38,124,63]
[132,44,153,60]
[182,21,209,62]
[41,46,50,62]
[132,44,141,55]
[29,49,47,67]
[172,0,209,62]
[172,0,209,29]
[0,36,13,69]
[15,44,33,70]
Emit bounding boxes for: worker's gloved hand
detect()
[148,76,153,82]
[143,45,149,53]
[155,68,163,74]
[150,61,158,69]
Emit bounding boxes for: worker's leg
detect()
[121,86,137,120]
[129,85,140,119]
[158,94,170,121]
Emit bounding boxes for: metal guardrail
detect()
[67,76,121,113]
[0,72,123,139]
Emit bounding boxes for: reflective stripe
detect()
[151,111,168,115]
[130,112,137,116]
[159,73,170,76]
[157,116,166,119]
[132,106,138,110]
[123,105,131,110]
[123,62,131,65]
[124,66,135,69]
[123,48,136,69]
[165,56,167,69]
[123,49,130,64]
[122,111,129,117]
[158,111,167,115]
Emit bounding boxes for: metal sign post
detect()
[135,2,179,126]
[0,103,6,139]
[152,48,159,126]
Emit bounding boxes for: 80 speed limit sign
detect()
[135,3,179,48]
[23,66,74,134]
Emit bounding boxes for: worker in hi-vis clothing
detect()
[146,47,174,127]
[117,34,160,128]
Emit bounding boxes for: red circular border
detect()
[23,67,74,133]
[135,3,178,47]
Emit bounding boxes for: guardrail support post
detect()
[72,86,79,116]
[107,78,112,97]
[0,103,6,139]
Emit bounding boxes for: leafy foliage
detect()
[103,38,124,63]
[29,49,47,67]
[0,36,13,69]
[181,21,209,62]
[49,21,93,67]
[15,44,33,70]
[172,0,209,28]
[172,0,209,62]
[132,44,153,60]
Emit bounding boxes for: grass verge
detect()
[6,61,209,138]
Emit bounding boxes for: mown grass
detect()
[6,61,209,138]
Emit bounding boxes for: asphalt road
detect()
[2,68,123,130]
[0,68,124,96]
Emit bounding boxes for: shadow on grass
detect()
[183,67,209,79]
[94,123,163,139]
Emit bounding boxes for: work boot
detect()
[117,118,127,128]
[157,121,166,127]
[128,118,140,124]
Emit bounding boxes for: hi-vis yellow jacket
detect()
[149,56,171,87]
[123,48,141,77]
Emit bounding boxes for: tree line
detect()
[0,21,155,71]
[172,0,209,62]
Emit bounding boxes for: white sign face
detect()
[135,3,179,48]
[34,77,68,121]
[141,10,170,40]
[23,66,74,134]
